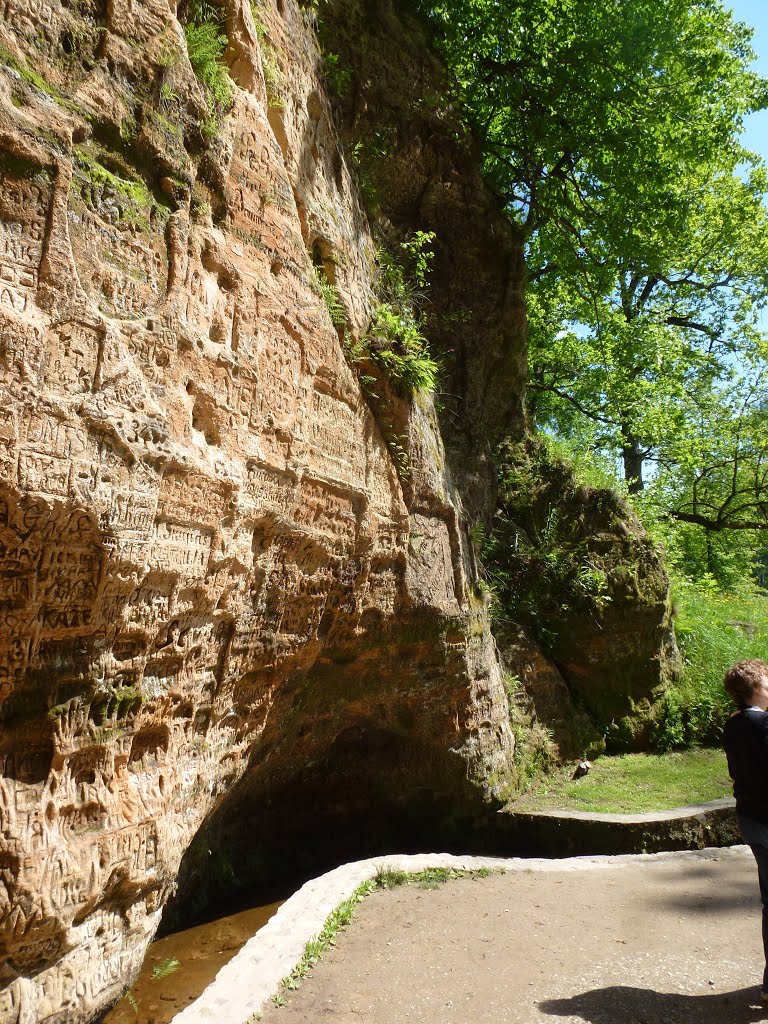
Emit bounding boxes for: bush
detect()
[366,303,439,393]
[481,438,623,641]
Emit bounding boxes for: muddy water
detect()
[102,898,284,1024]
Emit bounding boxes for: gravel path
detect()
[257,847,768,1024]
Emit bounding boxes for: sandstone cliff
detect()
[0,0,674,1019]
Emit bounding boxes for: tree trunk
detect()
[706,531,714,575]
[621,433,644,493]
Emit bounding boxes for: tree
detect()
[527,162,768,490]
[419,0,768,254]
[417,0,768,560]
[643,351,768,550]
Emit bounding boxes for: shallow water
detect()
[101,897,283,1024]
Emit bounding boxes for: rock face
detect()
[0,0,672,1020]
[0,1,518,1018]
[490,440,679,739]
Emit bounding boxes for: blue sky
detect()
[728,0,768,159]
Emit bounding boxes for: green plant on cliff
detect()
[314,270,347,328]
[322,50,351,96]
[310,237,434,477]
[183,0,233,136]
[0,41,82,113]
[360,233,440,395]
[252,2,287,105]
[365,304,437,393]
[72,147,156,219]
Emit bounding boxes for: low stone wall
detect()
[496,797,740,857]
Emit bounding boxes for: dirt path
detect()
[258,848,768,1024]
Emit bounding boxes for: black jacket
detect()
[723,708,768,823]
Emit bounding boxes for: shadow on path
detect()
[540,986,766,1023]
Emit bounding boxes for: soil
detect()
[258,849,768,1024]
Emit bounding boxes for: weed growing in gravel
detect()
[417,867,457,889]
[374,866,410,888]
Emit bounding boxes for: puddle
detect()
[101,897,284,1024]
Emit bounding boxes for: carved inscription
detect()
[157,471,231,528]
[0,2,515,1020]
[306,389,361,476]
[406,514,460,612]
[293,477,358,548]
[68,191,168,319]
[41,321,103,394]
[0,178,49,316]
[244,462,295,512]
[149,522,213,578]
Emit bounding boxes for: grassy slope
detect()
[651,584,768,748]
[675,584,768,698]
[511,749,732,813]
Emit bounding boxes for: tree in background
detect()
[527,167,768,489]
[419,0,766,246]
[418,0,768,585]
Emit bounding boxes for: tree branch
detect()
[666,510,768,531]
[527,381,619,426]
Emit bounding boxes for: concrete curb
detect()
[498,796,739,855]
[521,795,736,823]
[169,843,752,1024]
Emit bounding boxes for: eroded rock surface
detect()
[0,1,519,1018]
[0,0,673,1019]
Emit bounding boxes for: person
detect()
[722,658,768,1002]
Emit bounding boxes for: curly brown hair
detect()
[723,659,768,707]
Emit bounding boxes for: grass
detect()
[675,583,768,700]
[650,581,768,749]
[510,749,732,814]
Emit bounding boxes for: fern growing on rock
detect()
[183,0,233,138]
